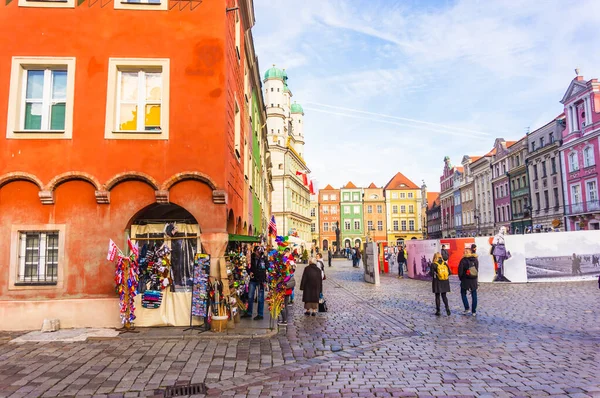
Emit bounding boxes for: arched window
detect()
[583,146,595,168]
[569,151,579,172]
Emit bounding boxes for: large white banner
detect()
[362,242,380,285]
[405,240,439,280]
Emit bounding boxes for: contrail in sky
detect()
[303,107,490,139]
[304,101,496,136]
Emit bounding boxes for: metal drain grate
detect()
[164,383,207,397]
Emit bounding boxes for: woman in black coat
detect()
[300,257,323,316]
[430,252,451,316]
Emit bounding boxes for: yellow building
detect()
[384,172,423,243]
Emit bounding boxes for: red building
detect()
[0,0,270,329]
[318,185,340,251]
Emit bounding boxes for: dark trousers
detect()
[461,288,478,313]
[247,281,264,317]
[398,261,405,276]
[435,292,449,312]
[279,295,290,323]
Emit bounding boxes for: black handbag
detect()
[318,296,328,312]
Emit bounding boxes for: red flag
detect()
[296,170,308,185]
[309,180,315,195]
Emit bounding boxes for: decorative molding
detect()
[155,190,169,204]
[39,191,54,205]
[104,172,159,191]
[0,172,44,190]
[212,190,227,204]
[45,171,102,192]
[161,171,217,191]
[95,191,110,204]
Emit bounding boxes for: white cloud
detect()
[253,0,600,190]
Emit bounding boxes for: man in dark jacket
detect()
[242,246,266,320]
[397,245,406,279]
[458,244,479,316]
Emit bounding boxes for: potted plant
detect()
[301,249,309,264]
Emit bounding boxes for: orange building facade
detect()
[318,185,340,251]
[0,0,271,329]
[363,183,387,243]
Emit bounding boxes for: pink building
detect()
[560,71,600,231]
[490,138,516,230]
[440,156,456,238]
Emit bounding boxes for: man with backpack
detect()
[458,244,479,316]
[242,246,266,320]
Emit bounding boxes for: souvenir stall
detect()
[266,236,295,325]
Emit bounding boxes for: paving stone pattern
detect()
[1,260,599,397]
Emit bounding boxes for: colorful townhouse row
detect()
[309,173,439,250]
[0,0,275,329]
[428,71,600,238]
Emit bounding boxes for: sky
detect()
[252,0,600,193]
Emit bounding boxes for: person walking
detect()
[243,246,266,320]
[316,253,326,279]
[397,245,407,279]
[458,244,479,316]
[571,253,582,275]
[327,248,332,267]
[355,245,362,267]
[300,257,323,316]
[441,244,449,262]
[430,252,451,316]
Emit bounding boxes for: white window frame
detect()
[353,205,360,214]
[331,194,337,201]
[323,194,329,201]
[408,205,414,213]
[571,183,581,204]
[400,193,406,198]
[585,179,598,202]
[377,205,382,213]
[19,0,75,7]
[344,206,350,214]
[391,192,398,199]
[323,222,329,232]
[393,220,399,231]
[7,57,76,139]
[331,206,337,214]
[354,220,360,230]
[583,146,595,168]
[367,205,373,214]
[367,220,373,230]
[569,151,579,172]
[409,220,415,231]
[105,58,170,140]
[9,224,66,291]
[392,205,398,214]
[114,0,168,11]
[344,220,351,231]
[323,205,329,214]
[408,192,413,198]
[343,194,350,201]
[401,205,406,213]
[401,220,407,231]
[310,208,316,217]
[377,220,383,231]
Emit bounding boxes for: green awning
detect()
[228,234,260,243]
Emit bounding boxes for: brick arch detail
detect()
[0,172,44,190]
[104,172,160,191]
[45,171,102,192]
[161,172,218,191]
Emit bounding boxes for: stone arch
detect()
[161,171,217,191]
[45,171,102,192]
[354,238,362,247]
[105,172,160,191]
[322,239,329,250]
[227,209,235,234]
[344,238,351,248]
[236,217,242,234]
[248,225,253,236]
[0,172,44,190]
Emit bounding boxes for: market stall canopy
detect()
[228,234,260,243]
[286,236,306,246]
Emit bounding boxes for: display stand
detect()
[185,254,211,333]
[116,257,140,334]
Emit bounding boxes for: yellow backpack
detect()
[437,261,449,281]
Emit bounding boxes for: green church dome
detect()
[283,83,290,93]
[264,65,284,80]
[290,102,304,114]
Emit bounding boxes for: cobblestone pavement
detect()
[1,260,599,397]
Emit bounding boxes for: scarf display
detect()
[191,254,210,317]
[266,236,294,320]
[115,256,139,325]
